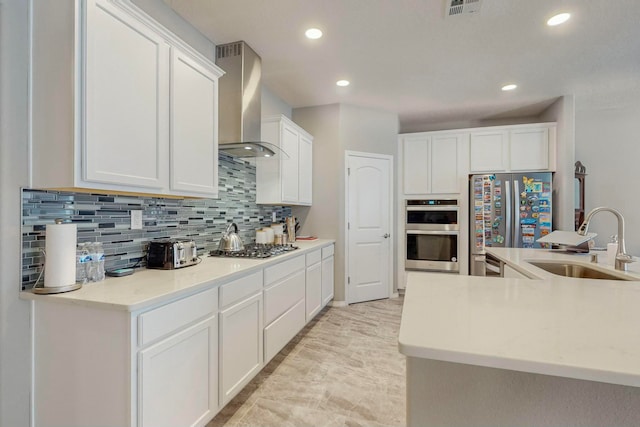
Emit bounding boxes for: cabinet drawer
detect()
[322,245,334,259]
[306,249,321,266]
[264,255,305,286]
[138,287,217,347]
[264,298,305,363]
[219,270,263,309]
[264,269,305,326]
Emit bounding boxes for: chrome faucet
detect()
[577,207,635,271]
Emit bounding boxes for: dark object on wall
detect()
[575,161,587,230]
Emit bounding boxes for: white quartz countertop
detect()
[486,247,640,280]
[398,248,640,387]
[20,239,334,312]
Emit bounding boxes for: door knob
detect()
[383,233,390,238]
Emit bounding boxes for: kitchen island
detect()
[399,248,640,427]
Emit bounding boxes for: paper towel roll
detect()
[44,222,77,288]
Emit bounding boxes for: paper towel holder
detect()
[32,219,83,295]
[32,249,83,294]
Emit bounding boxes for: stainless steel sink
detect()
[527,260,638,281]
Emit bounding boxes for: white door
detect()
[346,152,392,304]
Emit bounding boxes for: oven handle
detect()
[406,230,459,236]
[406,206,459,212]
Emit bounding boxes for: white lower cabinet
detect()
[263,255,306,363]
[30,243,335,427]
[264,299,306,363]
[321,245,335,307]
[139,316,218,427]
[219,283,263,406]
[305,250,322,321]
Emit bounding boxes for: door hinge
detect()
[348,168,350,176]
[348,222,350,230]
[348,276,351,284]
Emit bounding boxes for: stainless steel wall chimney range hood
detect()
[215,41,283,158]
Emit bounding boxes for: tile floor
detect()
[207,296,406,427]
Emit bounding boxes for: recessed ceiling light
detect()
[502,84,517,91]
[305,28,323,39]
[547,13,570,26]
[336,80,350,87]
[244,146,252,150]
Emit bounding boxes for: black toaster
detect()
[147,239,198,269]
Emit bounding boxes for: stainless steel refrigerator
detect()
[470,172,553,275]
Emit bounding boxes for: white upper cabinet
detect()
[84,0,170,190]
[469,130,509,172]
[30,0,223,197]
[257,115,314,206]
[401,132,466,195]
[170,48,219,196]
[509,127,550,171]
[469,124,556,173]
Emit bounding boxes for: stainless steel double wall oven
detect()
[405,199,459,273]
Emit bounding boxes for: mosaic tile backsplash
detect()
[22,153,291,290]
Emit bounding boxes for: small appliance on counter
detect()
[147,239,198,270]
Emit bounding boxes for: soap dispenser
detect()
[607,235,619,266]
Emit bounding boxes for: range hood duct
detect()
[215,41,283,158]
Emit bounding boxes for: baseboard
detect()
[391,292,399,298]
[330,300,348,307]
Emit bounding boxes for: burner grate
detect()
[209,244,299,259]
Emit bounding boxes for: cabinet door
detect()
[403,136,430,194]
[84,0,169,189]
[219,292,263,405]
[139,316,218,427]
[469,131,508,172]
[509,128,549,171]
[430,135,459,193]
[305,262,322,322]
[170,48,219,196]
[281,124,300,203]
[321,255,334,307]
[298,134,313,205]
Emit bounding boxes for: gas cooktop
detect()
[209,243,299,259]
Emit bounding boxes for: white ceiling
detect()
[165,0,640,130]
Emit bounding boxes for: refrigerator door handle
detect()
[505,179,511,248]
[514,179,521,248]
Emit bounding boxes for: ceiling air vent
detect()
[446,0,482,17]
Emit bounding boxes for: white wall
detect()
[575,96,640,255]
[540,95,576,232]
[291,105,342,298]
[132,0,215,60]
[292,104,399,303]
[0,0,32,426]
[262,86,292,118]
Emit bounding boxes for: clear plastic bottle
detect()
[95,242,105,281]
[86,242,105,282]
[75,243,90,284]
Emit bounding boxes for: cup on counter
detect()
[263,227,275,244]
[256,230,267,245]
[270,223,284,236]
